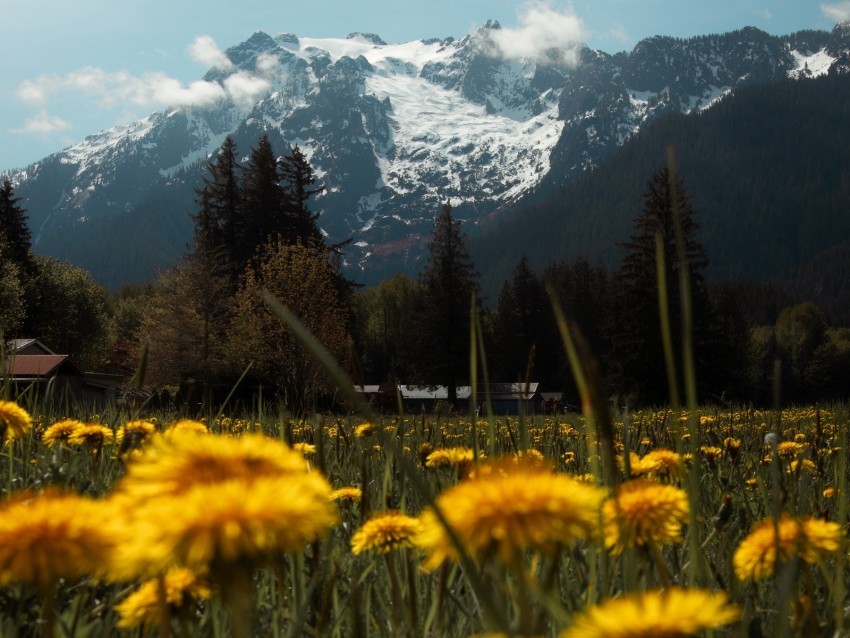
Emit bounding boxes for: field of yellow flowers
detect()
[0,400,846,637]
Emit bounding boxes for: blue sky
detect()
[1,0,843,172]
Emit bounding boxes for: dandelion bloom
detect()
[416,460,605,569]
[116,419,156,447]
[114,566,210,629]
[166,419,209,436]
[603,479,690,554]
[630,449,685,481]
[332,487,363,503]
[561,587,740,638]
[733,514,842,581]
[293,442,317,457]
[110,474,338,578]
[0,401,32,442]
[42,419,84,447]
[351,511,422,554]
[425,447,481,471]
[113,432,309,503]
[67,423,115,448]
[354,422,377,437]
[0,490,114,588]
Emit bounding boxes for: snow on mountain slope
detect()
[4,21,850,288]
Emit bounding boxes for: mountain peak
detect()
[346,32,387,45]
[482,19,502,31]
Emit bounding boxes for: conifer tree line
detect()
[3,147,850,411]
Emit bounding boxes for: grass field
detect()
[0,398,846,637]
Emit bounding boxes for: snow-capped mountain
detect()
[6,21,850,287]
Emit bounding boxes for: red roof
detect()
[4,355,73,377]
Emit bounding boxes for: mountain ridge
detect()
[3,21,849,289]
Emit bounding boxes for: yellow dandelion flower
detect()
[416,461,605,569]
[0,489,114,588]
[351,511,422,554]
[110,474,337,578]
[561,587,740,638]
[630,449,685,481]
[115,566,210,629]
[0,400,33,443]
[425,447,481,470]
[788,459,816,474]
[603,479,690,554]
[293,442,317,457]
[166,419,209,436]
[512,449,545,465]
[42,419,84,447]
[116,419,156,455]
[114,432,309,504]
[67,423,114,448]
[776,441,804,458]
[332,486,362,503]
[699,445,723,463]
[733,514,842,581]
[354,422,376,437]
[823,487,835,498]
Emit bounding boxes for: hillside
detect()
[3,23,848,289]
[469,71,850,317]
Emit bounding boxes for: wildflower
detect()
[699,445,723,465]
[42,419,84,447]
[724,437,742,459]
[788,459,816,474]
[332,487,363,503]
[563,451,576,465]
[512,449,545,465]
[630,449,685,482]
[777,441,804,458]
[113,432,309,504]
[561,587,740,638]
[416,460,605,569]
[733,514,842,581]
[293,442,317,457]
[0,400,33,443]
[0,489,114,588]
[352,511,422,554]
[166,419,208,436]
[110,474,337,578]
[603,479,690,554]
[425,447,481,472]
[823,487,835,499]
[116,420,156,455]
[68,423,115,449]
[115,566,210,629]
[354,422,377,437]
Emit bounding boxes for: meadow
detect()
[0,396,847,637]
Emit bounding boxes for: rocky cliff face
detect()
[5,22,848,287]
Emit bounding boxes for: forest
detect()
[2,127,849,412]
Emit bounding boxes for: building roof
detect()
[6,339,56,355]
[4,354,79,378]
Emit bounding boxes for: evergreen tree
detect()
[492,256,549,383]
[610,167,719,405]
[280,145,324,244]
[192,136,242,284]
[239,135,287,264]
[0,178,34,274]
[417,202,481,405]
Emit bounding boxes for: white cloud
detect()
[223,72,270,107]
[188,35,233,70]
[256,52,280,75]
[822,2,850,22]
[11,109,71,135]
[488,1,587,66]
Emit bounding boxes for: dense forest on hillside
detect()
[471,72,850,320]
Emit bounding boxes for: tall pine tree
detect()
[0,178,34,274]
[610,167,719,405]
[417,202,480,405]
[280,145,324,244]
